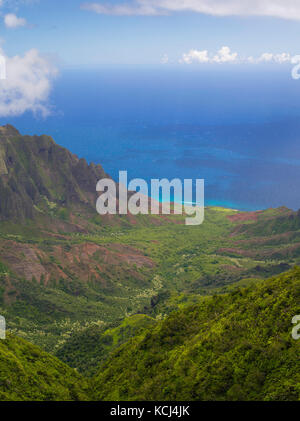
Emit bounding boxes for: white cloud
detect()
[180,46,239,64]
[254,52,292,64]
[80,1,164,16]
[291,55,300,64]
[213,46,238,63]
[161,53,169,64]
[180,46,296,65]
[273,53,292,63]
[4,13,27,28]
[80,0,300,20]
[257,52,274,63]
[0,48,58,117]
[181,49,209,64]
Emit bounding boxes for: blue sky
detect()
[1,0,300,67]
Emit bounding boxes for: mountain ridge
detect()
[0,124,108,222]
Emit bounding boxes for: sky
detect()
[1,0,300,116]
[1,0,300,66]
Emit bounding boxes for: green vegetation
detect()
[56,314,156,376]
[1,125,300,401]
[3,204,298,352]
[93,268,300,401]
[0,333,91,401]
[2,268,298,401]
[1,125,300,353]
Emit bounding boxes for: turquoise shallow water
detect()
[3,67,300,211]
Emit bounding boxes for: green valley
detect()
[0,125,299,401]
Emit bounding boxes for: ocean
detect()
[3,65,300,211]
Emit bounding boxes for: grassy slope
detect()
[1,267,298,401]
[55,314,156,376]
[93,268,300,401]
[0,333,91,401]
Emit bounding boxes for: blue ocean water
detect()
[3,66,300,211]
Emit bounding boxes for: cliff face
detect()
[0,125,107,221]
